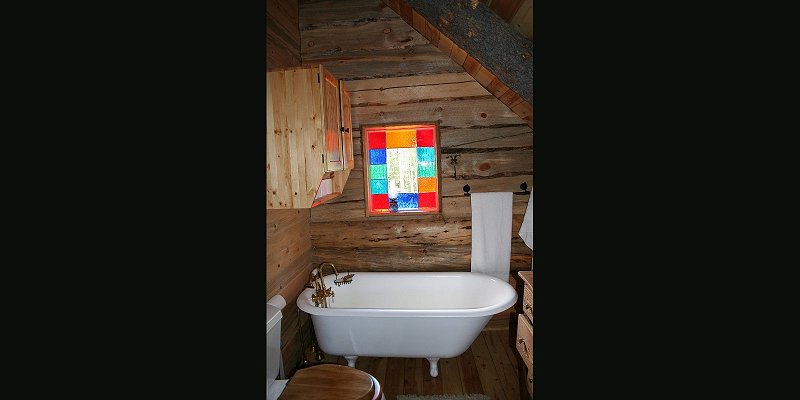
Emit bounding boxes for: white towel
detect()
[470,192,513,282]
[519,193,533,250]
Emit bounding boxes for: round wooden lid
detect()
[279,364,381,400]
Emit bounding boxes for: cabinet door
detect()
[322,69,343,172]
[339,80,354,170]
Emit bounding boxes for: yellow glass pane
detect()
[417,177,437,193]
[385,129,417,148]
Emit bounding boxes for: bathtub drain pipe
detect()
[296,307,311,370]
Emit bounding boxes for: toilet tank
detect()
[266,300,283,391]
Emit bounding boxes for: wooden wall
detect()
[266,209,313,376]
[301,0,533,328]
[267,0,301,68]
[267,0,309,376]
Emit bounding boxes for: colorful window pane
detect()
[369,131,386,149]
[386,129,417,148]
[418,162,436,178]
[396,193,418,210]
[364,124,439,215]
[418,192,437,208]
[371,194,389,210]
[370,179,388,194]
[369,149,386,165]
[370,164,387,179]
[417,177,436,193]
[416,129,435,147]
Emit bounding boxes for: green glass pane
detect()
[418,162,436,178]
[370,164,387,179]
[370,179,388,194]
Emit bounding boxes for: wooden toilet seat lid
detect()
[279,364,381,400]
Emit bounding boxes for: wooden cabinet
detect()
[339,81,353,170]
[267,64,353,209]
[516,271,533,396]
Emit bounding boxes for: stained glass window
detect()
[363,124,440,215]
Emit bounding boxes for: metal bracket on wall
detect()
[448,155,460,180]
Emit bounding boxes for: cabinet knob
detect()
[524,303,531,310]
[529,377,533,383]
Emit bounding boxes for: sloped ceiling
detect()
[382,0,532,127]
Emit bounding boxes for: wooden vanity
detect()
[516,270,533,395]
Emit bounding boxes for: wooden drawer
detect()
[522,284,533,322]
[515,313,533,369]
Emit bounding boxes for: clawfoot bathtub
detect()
[297,271,517,377]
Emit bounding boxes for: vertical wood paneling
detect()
[266,209,313,376]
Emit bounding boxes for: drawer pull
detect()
[524,303,531,310]
[518,337,528,353]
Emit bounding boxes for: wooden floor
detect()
[296,329,530,400]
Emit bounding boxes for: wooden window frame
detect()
[361,122,442,217]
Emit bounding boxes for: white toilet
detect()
[267,295,289,400]
[267,295,384,400]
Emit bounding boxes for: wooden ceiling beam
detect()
[383,0,532,128]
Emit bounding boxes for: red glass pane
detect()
[416,128,435,147]
[418,192,437,208]
[371,194,389,211]
[368,130,386,150]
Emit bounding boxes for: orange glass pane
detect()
[417,177,437,193]
[385,129,417,148]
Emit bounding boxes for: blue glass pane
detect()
[370,179,388,194]
[417,147,435,163]
[370,164,387,179]
[396,193,418,210]
[418,161,436,178]
[369,149,386,165]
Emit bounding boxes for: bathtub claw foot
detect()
[426,358,440,377]
[344,356,358,368]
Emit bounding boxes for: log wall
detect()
[297,0,532,335]
[267,0,301,68]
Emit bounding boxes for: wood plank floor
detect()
[295,329,531,400]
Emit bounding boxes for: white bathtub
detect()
[297,271,518,377]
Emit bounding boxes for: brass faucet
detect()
[308,262,339,307]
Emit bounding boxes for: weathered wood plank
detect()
[449,44,468,65]
[351,97,521,128]
[470,333,508,400]
[301,18,428,55]
[350,81,490,107]
[509,0,534,40]
[483,330,522,399]
[311,245,531,273]
[312,218,472,247]
[345,72,473,91]
[460,347,484,395]
[441,124,532,148]
[302,44,464,80]
[439,357,465,395]
[267,0,301,69]
[441,148,533,179]
[300,0,400,26]
[384,357,405,400]
[487,0,527,22]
